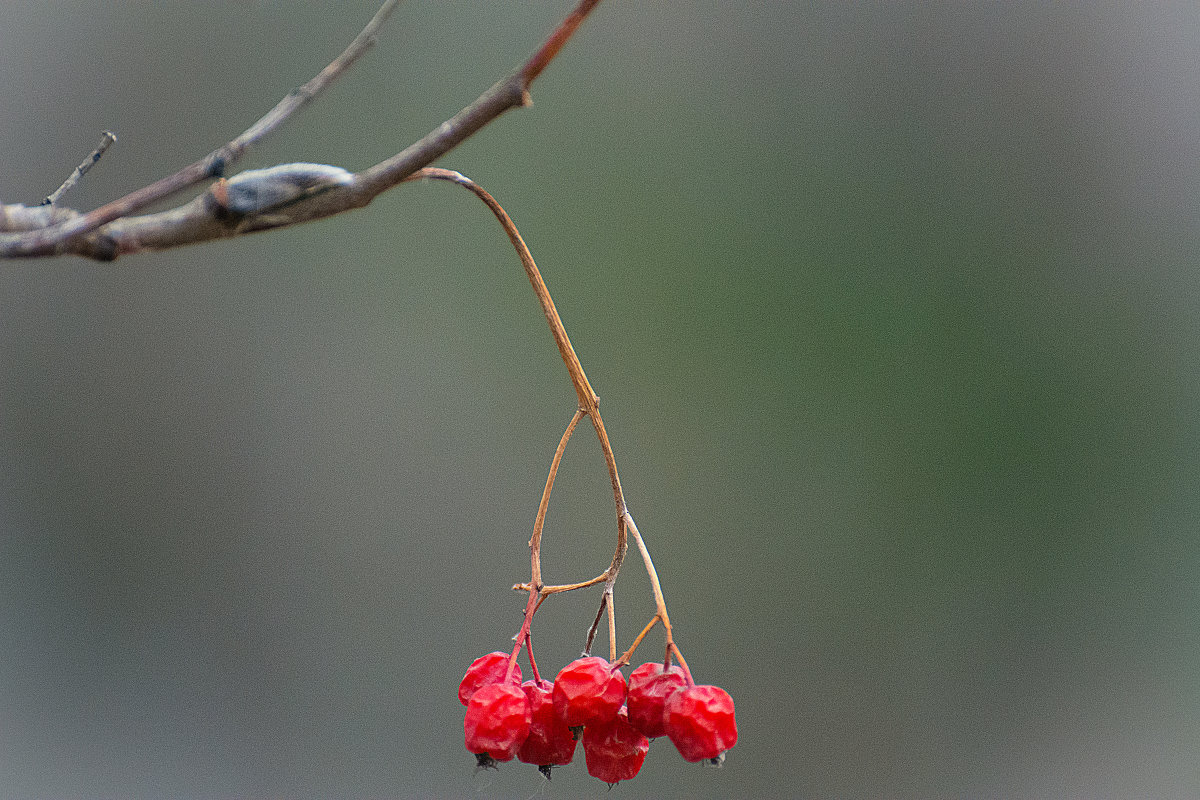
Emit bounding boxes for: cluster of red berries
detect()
[460,651,737,785]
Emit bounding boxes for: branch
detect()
[0,0,601,261]
[1,0,402,259]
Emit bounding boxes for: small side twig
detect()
[41,131,117,207]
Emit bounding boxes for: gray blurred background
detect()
[3,2,1199,798]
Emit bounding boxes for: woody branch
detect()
[0,0,602,262]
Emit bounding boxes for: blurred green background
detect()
[3,2,1199,798]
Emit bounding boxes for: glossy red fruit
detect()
[582,708,650,785]
[664,684,738,762]
[553,656,627,726]
[626,662,687,738]
[463,682,531,764]
[458,651,521,706]
[517,680,577,775]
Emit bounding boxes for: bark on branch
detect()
[0,0,602,262]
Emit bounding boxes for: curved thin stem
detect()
[623,512,671,634]
[615,615,660,668]
[525,630,544,686]
[528,409,585,589]
[410,167,627,588]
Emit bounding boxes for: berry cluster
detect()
[426,169,737,788]
[461,652,736,785]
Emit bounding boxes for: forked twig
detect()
[1,0,403,258]
[0,0,602,260]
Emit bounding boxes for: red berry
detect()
[663,684,737,762]
[582,708,650,785]
[463,682,531,764]
[626,662,687,738]
[517,680,577,774]
[553,656,627,726]
[458,651,521,706]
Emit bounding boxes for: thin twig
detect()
[521,0,601,83]
[41,131,117,206]
[232,0,403,151]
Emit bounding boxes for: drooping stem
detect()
[414,167,697,671]
[669,641,694,686]
[505,582,541,683]
[410,168,627,588]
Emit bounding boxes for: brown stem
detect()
[669,642,694,686]
[411,168,627,588]
[525,630,544,686]
[623,513,671,634]
[413,167,671,667]
[622,510,692,675]
[605,586,617,662]
[505,584,541,684]
[528,409,585,588]
[615,615,661,667]
[583,593,607,656]
[536,574,610,595]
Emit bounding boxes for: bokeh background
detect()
[3,2,1199,798]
